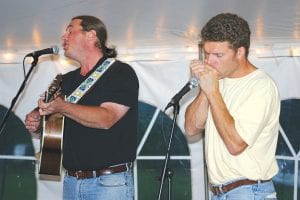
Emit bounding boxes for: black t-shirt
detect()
[61,56,139,171]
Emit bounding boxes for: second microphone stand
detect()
[157,102,180,200]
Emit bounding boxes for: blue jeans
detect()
[63,169,134,200]
[211,180,277,200]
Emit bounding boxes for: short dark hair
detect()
[72,15,117,58]
[201,13,251,57]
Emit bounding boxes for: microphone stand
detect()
[157,102,180,200]
[198,41,209,200]
[0,56,39,135]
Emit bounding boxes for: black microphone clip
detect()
[164,77,199,111]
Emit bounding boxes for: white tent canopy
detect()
[1,0,300,51]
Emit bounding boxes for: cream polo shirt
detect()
[205,69,280,184]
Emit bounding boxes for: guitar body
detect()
[39,113,64,177]
[38,74,64,178]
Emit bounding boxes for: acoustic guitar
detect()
[39,74,64,178]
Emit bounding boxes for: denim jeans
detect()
[63,169,134,200]
[211,180,277,200]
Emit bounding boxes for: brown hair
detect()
[201,13,251,57]
[72,15,117,58]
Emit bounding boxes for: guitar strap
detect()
[66,58,116,103]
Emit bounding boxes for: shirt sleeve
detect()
[100,62,139,107]
[234,78,280,146]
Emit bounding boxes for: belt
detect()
[210,179,271,195]
[66,162,132,179]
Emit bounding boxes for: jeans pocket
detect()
[97,172,127,187]
[252,181,277,199]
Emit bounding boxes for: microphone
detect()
[165,77,199,111]
[25,45,59,57]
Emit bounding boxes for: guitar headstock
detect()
[44,74,62,103]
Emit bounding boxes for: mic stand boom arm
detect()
[0,56,39,135]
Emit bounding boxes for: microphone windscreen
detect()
[52,45,60,55]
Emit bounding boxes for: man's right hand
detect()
[25,109,41,133]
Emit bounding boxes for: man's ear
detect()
[237,46,246,58]
[87,30,97,41]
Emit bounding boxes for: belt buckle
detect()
[210,184,224,196]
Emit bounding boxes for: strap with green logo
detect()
[66,58,115,103]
